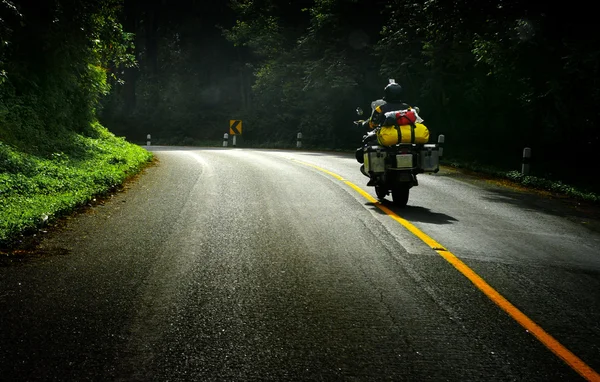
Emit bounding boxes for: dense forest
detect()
[2,0,599,191]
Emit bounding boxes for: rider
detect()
[356,80,411,185]
[364,80,410,131]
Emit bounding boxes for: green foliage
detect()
[0,127,152,246]
[101,1,251,144]
[0,0,136,146]
[504,172,599,203]
[217,0,376,149]
[224,17,283,58]
[102,0,376,149]
[96,0,598,193]
[373,0,599,191]
[0,1,152,246]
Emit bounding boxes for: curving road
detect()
[1,147,599,381]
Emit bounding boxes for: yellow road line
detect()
[293,159,600,382]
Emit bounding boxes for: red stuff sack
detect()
[383,109,417,126]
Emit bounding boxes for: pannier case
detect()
[363,146,387,173]
[419,144,439,172]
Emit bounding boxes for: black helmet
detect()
[383,83,403,102]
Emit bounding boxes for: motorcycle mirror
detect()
[356,107,363,116]
[413,106,420,114]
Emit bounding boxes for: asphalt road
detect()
[1,147,599,381]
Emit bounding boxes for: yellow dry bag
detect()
[377,123,429,146]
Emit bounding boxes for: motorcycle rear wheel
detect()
[392,186,410,207]
[374,186,388,200]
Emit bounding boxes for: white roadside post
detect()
[223,133,229,147]
[297,132,302,148]
[146,134,151,147]
[522,147,531,175]
[233,135,237,147]
[437,134,445,157]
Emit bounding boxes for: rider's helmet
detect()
[383,81,403,102]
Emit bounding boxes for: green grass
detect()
[0,123,153,247]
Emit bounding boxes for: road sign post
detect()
[229,120,242,148]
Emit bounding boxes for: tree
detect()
[222,0,382,148]
[0,0,134,152]
[375,0,600,186]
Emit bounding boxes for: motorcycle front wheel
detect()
[392,186,410,207]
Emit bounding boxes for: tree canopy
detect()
[2,0,598,190]
[1,0,134,151]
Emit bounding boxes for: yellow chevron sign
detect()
[229,120,242,135]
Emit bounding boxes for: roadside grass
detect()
[0,124,153,247]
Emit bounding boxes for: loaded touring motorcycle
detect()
[354,106,445,207]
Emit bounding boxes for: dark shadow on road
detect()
[0,246,70,267]
[365,201,459,225]
[427,165,600,228]
[398,205,460,225]
[474,187,600,234]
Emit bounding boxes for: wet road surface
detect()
[1,147,599,381]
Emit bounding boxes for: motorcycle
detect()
[354,107,445,207]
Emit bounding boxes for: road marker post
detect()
[437,134,445,157]
[297,132,303,148]
[229,120,242,148]
[146,134,151,147]
[223,133,229,147]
